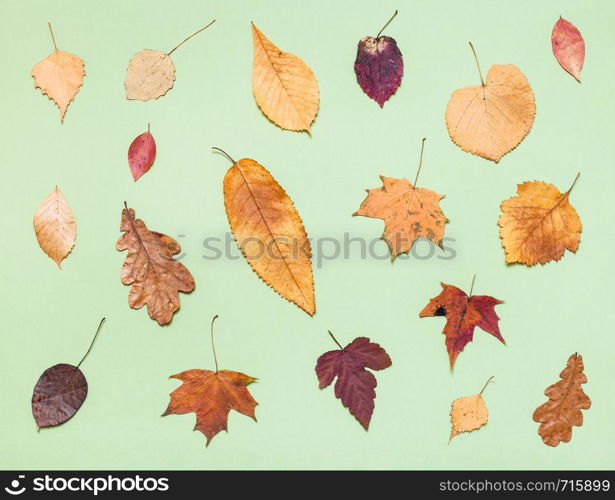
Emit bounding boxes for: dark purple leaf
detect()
[354,36,403,107]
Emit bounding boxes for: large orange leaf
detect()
[445,44,535,162]
[32,24,85,122]
[218,149,315,315]
[498,177,581,266]
[251,23,319,132]
[533,353,590,447]
[33,186,76,268]
[116,206,195,325]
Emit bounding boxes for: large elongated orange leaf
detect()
[251,23,319,132]
[445,44,535,162]
[533,353,590,447]
[498,177,581,266]
[32,24,85,122]
[218,150,315,315]
[116,206,195,325]
[33,186,76,268]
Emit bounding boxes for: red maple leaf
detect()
[419,282,504,369]
[315,334,392,430]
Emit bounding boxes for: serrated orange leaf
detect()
[33,186,76,268]
[251,23,319,132]
[449,377,493,442]
[32,24,84,122]
[445,44,535,162]
[218,150,315,314]
[498,177,581,266]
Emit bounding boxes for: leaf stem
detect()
[376,10,398,39]
[328,330,344,350]
[480,375,495,395]
[168,19,216,55]
[147,123,150,133]
[210,314,220,372]
[48,22,58,51]
[413,138,427,189]
[212,147,237,164]
[566,172,581,196]
[77,318,106,368]
[469,274,476,297]
[468,42,485,86]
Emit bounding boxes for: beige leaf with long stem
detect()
[251,23,319,132]
[445,43,535,162]
[215,148,315,315]
[33,186,76,268]
[125,20,216,101]
[32,23,85,122]
[449,376,494,442]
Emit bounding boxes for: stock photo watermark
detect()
[172,233,457,268]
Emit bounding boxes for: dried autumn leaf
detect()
[128,125,156,181]
[252,23,319,132]
[498,176,581,266]
[354,11,403,107]
[315,333,391,430]
[552,17,585,82]
[116,205,195,325]
[533,353,590,447]
[32,23,85,122]
[33,186,76,268]
[419,281,504,370]
[445,43,535,162]
[216,148,315,315]
[353,139,447,259]
[32,319,105,428]
[449,377,493,442]
[125,21,215,101]
[163,316,257,445]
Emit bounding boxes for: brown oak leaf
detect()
[533,353,591,447]
[116,205,195,325]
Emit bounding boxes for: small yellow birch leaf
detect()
[449,377,493,442]
[251,23,319,132]
[33,186,77,268]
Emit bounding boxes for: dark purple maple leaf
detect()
[354,11,404,107]
[316,334,392,429]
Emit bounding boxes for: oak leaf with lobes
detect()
[124,20,216,101]
[445,43,535,162]
[32,23,85,122]
[552,17,585,82]
[354,10,403,107]
[419,281,504,369]
[163,316,257,445]
[252,23,319,132]
[316,333,391,430]
[533,353,590,447]
[116,205,195,325]
[33,186,76,268]
[216,148,315,315]
[498,176,581,266]
[354,139,448,259]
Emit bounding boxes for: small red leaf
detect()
[551,17,585,82]
[32,363,88,428]
[128,129,156,181]
[315,336,391,430]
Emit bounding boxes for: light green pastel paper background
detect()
[0,0,613,470]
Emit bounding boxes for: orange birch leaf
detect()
[116,205,195,325]
[215,148,315,315]
[449,376,494,442]
[533,353,591,447]
[33,186,76,268]
[353,139,448,259]
[445,43,535,162]
[498,176,581,266]
[251,23,319,132]
[32,23,85,122]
